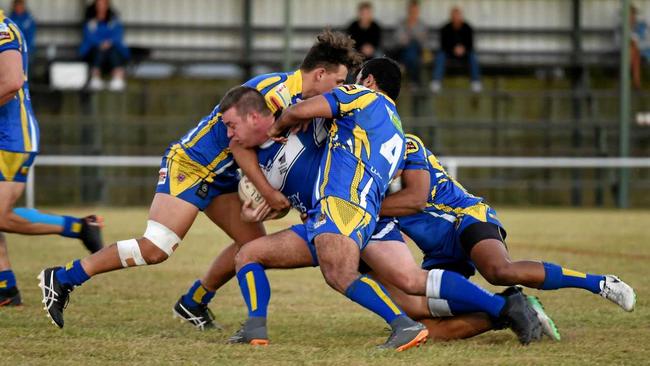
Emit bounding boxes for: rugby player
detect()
[0,10,103,307]
[38,30,361,328]
[225,58,542,349]
[376,133,636,338]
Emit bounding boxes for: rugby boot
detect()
[172,297,221,330]
[599,275,636,312]
[37,267,72,328]
[0,286,22,306]
[377,316,428,351]
[498,286,543,345]
[527,295,561,341]
[227,317,269,345]
[80,215,104,253]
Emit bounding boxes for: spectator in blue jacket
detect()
[9,0,36,61]
[80,0,129,91]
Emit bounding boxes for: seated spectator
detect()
[394,0,427,88]
[346,2,382,60]
[80,0,129,91]
[9,0,36,60]
[430,6,481,93]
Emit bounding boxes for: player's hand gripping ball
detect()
[238,176,290,219]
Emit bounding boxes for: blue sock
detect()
[541,262,603,293]
[0,270,17,289]
[429,269,505,318]
[54,260,90,287]
[345,275,405,325]
[236,263,271,318]
[12,207,82,238]
[181,279,216,308]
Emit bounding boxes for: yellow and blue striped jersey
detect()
[0,10,39,153]
[401,134,483,221]
[316,85,405,215]
[173,70,303,179]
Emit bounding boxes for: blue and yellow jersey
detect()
[0,10,39,153]
[256,119,329,214]
[401,134,483,222]
[317,85,406,215]
[170,70,304,181]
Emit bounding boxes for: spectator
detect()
[394,0,427,88]
[628,5,649,88]
[430,6,482,93]
[80,0,129,91]
[346,2,382,60]
[9,0,36,60]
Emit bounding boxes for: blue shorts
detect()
[398,202,505,276]
[0,150,36,183]
[155,147,239,211]
[293,216,406,268]
[305,196,376,250]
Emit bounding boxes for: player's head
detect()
[299,29,363,98]
[220,86,274,148]
[355,57,402,101]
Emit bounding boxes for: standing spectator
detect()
[80,0,129,91]
[625,5,650,88]
[9,0,36,61]
[346,2,382,60]
[430,6,482,93]
[394,0,427,88]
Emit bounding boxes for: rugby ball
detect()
[238,175,266,209]
[238,175,291,219]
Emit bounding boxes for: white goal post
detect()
[24,155,650,208]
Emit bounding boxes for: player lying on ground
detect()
[0,10,103,307]
[38,30,362,328]
[223,58,542,349]
[377,133,635,338]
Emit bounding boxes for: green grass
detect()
[1,208,649,365]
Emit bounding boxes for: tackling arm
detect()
[379,168,430,217]
[269,95,333,138]
[0,50,24,106]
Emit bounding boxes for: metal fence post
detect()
[619,0,631,208]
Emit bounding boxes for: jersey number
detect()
[380,133,403,179]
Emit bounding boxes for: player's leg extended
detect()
[179,193,265,314]
[470,237,636,312]
[227,228,315,344]
[362,240,506,321]
[39,193,199,328]
[0,232,21,306]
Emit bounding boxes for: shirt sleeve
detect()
[0,21,21,53]
[324,85,377,118]
[403,135,429,171]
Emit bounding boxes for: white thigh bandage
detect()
[426,269,444,299]
[427,298,453,317]
[143,220,181,256]
[117,239,146,267]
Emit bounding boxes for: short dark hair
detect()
[300,29,364,73]
[358,57,402,101]
[219,86,271,118]
[358,2,372,11]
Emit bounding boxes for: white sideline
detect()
[25,155,650,208]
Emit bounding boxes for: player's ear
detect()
[315,67,326,81]
[362,74,375,88]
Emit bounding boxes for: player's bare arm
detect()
[0,50,23,106]
[380,169,430,217]
[229,140,290,211]
[269,95,333,138]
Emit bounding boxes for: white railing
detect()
[25,155,650,208]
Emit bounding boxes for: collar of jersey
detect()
[377,90,396,106]
[259,139,275,149]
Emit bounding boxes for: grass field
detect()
[1,207,648,365]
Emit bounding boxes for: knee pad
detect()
[143,220,181,256]
[427,298,453,317]
[117,239,146,267]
